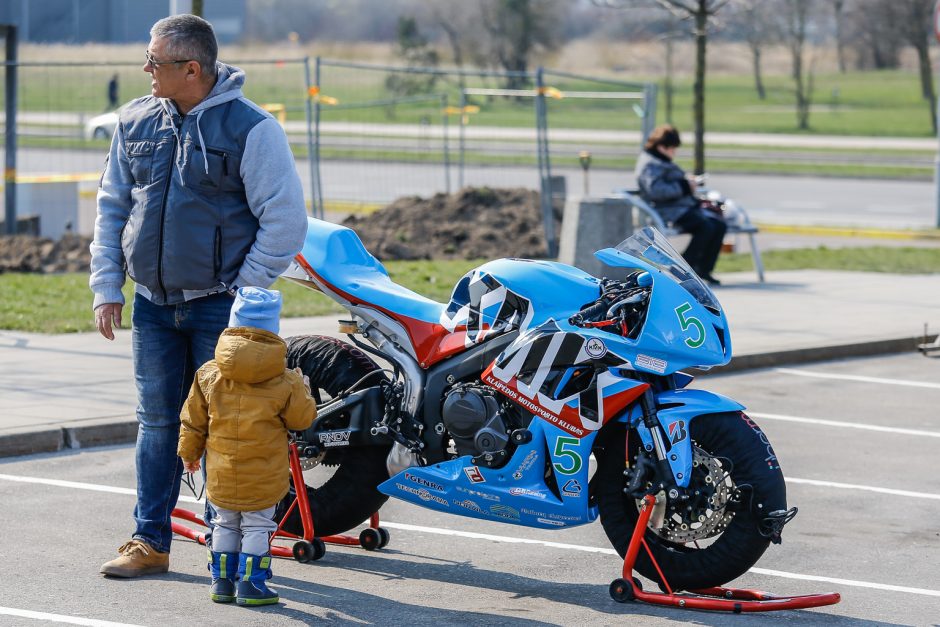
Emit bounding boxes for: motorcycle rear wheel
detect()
[278,335,392,538]
[594,412,787,591]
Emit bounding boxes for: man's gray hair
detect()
[150,14,218,81]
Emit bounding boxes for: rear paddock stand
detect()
[609,495,841,613]
[171,440,389,562]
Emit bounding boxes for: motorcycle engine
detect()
[442,384,511,462]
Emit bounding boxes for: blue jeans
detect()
[130,291,233,553]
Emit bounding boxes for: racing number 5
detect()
[552,436,582,475]
[675,302,705,349]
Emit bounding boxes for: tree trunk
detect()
[915,41,938,134]
[692,2,707,175]
[751,45,766,100]
[665,36,674,122]
[833,0,846,73]
[191,0,203,17]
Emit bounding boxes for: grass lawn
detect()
[2,246,939,334]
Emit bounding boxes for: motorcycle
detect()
[277,220,795,592]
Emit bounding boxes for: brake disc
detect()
[641,445,735,544]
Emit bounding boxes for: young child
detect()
[178,287,316,605]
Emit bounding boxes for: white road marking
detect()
[774,367,940,390]
[749,411,940,438]
[0,474,200,503]
[381,521,940,597]
[786,477,940,500]
[0,607,144,626]
[1,472,937,598]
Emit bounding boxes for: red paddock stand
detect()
[171,440,389,563]
[609,495,841,613]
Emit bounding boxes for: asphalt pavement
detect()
[2,247,938,458]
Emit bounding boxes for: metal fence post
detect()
[302,56,320,220]
[4,25,17,235]
[441,93,451,195]
[535,66,556,258]
[313,56,324,219]
[458,89,466,190]
[642,82,658,144]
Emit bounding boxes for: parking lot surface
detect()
[1,352,938,626]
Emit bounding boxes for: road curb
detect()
[703,335,935,376]
[0,335,934,459]
[0,417,137,459]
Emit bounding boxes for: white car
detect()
[84,105,125,141]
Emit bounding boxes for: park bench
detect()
[610,189,765,283]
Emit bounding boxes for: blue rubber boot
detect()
[208,550,238,603]
[236,553,279,606]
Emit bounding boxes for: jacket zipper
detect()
[195,145,229,176]
[157,135,178,303]
[214,226,222,278]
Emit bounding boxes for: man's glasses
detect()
[145,51,192,67]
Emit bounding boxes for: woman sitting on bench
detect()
[634,124,727,286]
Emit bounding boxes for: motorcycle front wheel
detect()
[594,411,788,591]
[277,335,392,538]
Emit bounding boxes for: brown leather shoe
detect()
[100,539,169,577]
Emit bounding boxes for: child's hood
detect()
[214,327,287,384]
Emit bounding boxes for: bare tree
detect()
[479,0,564,90]
[780,0,815,130]
[733,0,779,100]
[891,0,937,133]
[831,0,847,73]
[846,0,904,69]
[653,1,731,174]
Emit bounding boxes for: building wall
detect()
[0,0,245,43]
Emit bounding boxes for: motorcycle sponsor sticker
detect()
[584,337,607,359]
[509,487,547,499]
[318,430,352,447]
[396,482,449,507]
[511,450,539,480]
[464,466,486,484]
[636,354,667,374]
[521,508,581,522]
[456,486,500,501]
[484,373,587,438]
[537,517,566,527]
[561,478,582,498]
[405,472,445,492]
[489,504,520,520]
[455,499,484,514]
[668,420,688,446]
[740,413,781,471]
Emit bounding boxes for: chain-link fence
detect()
[1,52,656,253]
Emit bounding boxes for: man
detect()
[90,14,308,578]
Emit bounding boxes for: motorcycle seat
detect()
[296,218,445,324]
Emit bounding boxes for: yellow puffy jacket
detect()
[178,327,317,511]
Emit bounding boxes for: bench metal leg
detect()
[747,231,765,283]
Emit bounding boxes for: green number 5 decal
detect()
[675,302,705,348]
[552,436,583,475]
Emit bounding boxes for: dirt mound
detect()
[343,187,554,261]
[0,233,93,274]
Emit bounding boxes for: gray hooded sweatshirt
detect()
[89,63,307,307]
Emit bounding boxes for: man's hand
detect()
[95,303,123,341]
[184,459,201,474]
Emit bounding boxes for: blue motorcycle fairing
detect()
[378,418,600,529]
[297,218,444,323]
[617,388,746,487]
